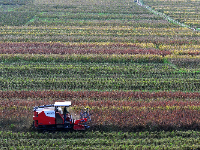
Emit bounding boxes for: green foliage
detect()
[0,0,31,5]
[0,131,200,149]
[0,11,36,26]
[0,57,199,91]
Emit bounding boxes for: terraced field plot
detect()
[1,91,200,149]
[142,0,200,29]
[0,54,200,92]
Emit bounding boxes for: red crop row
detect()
[2,99,200,109]
[0,42,66,48]
[0,42,138,48]
[91,108,200,129]
[1,99,200,131]
[1,90,200,99]
[0,47,171,55]
[0,42,171,55]
[88,100,200,130]
[0,42,139,49]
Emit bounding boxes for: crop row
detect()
[28,19,174,28]
[1,26,199,37]
[1,90,200,99]
[1,77,200,91]
[0,62,189,74]
[1,136,200,149]
[1,129,200,149]
[36,12,162,21]
[1,98,200,132]
[0,46,171,55]
[0,54,166,63]
[1,32,198,45]
[1,130,200,139]
[2,98,200,109]
[1,26,199,43]
[1,42,200,55]
[1,61,200,78]
[1,54,200,63]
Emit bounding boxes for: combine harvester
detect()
[33,101,91,131]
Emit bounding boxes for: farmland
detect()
[142,0,200,30]
[1,0,200,149]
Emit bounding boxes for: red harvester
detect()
[33,101,91,131]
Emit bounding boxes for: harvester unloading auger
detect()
[33,101,91,131]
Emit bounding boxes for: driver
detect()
[63,106,69,121]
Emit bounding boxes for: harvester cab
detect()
[33,101,91,131]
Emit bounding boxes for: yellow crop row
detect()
[173,50,200,55]
[185,20,200,24]
[159,44,200,51]
[1,30,199,37]
[0,26,191,31]
[165,54,200,59]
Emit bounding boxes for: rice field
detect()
[1,0,200,149]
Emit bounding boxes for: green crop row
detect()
[29,20,175,28]
[1,131,200,149]
[2,130,200,139]
[1,62,200,81]
[28,20,176,28]
[0,54,165,63]
[32,12,163,24]
[0,54,199,91]
[0,77,199,91]
[1,138,200,149]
